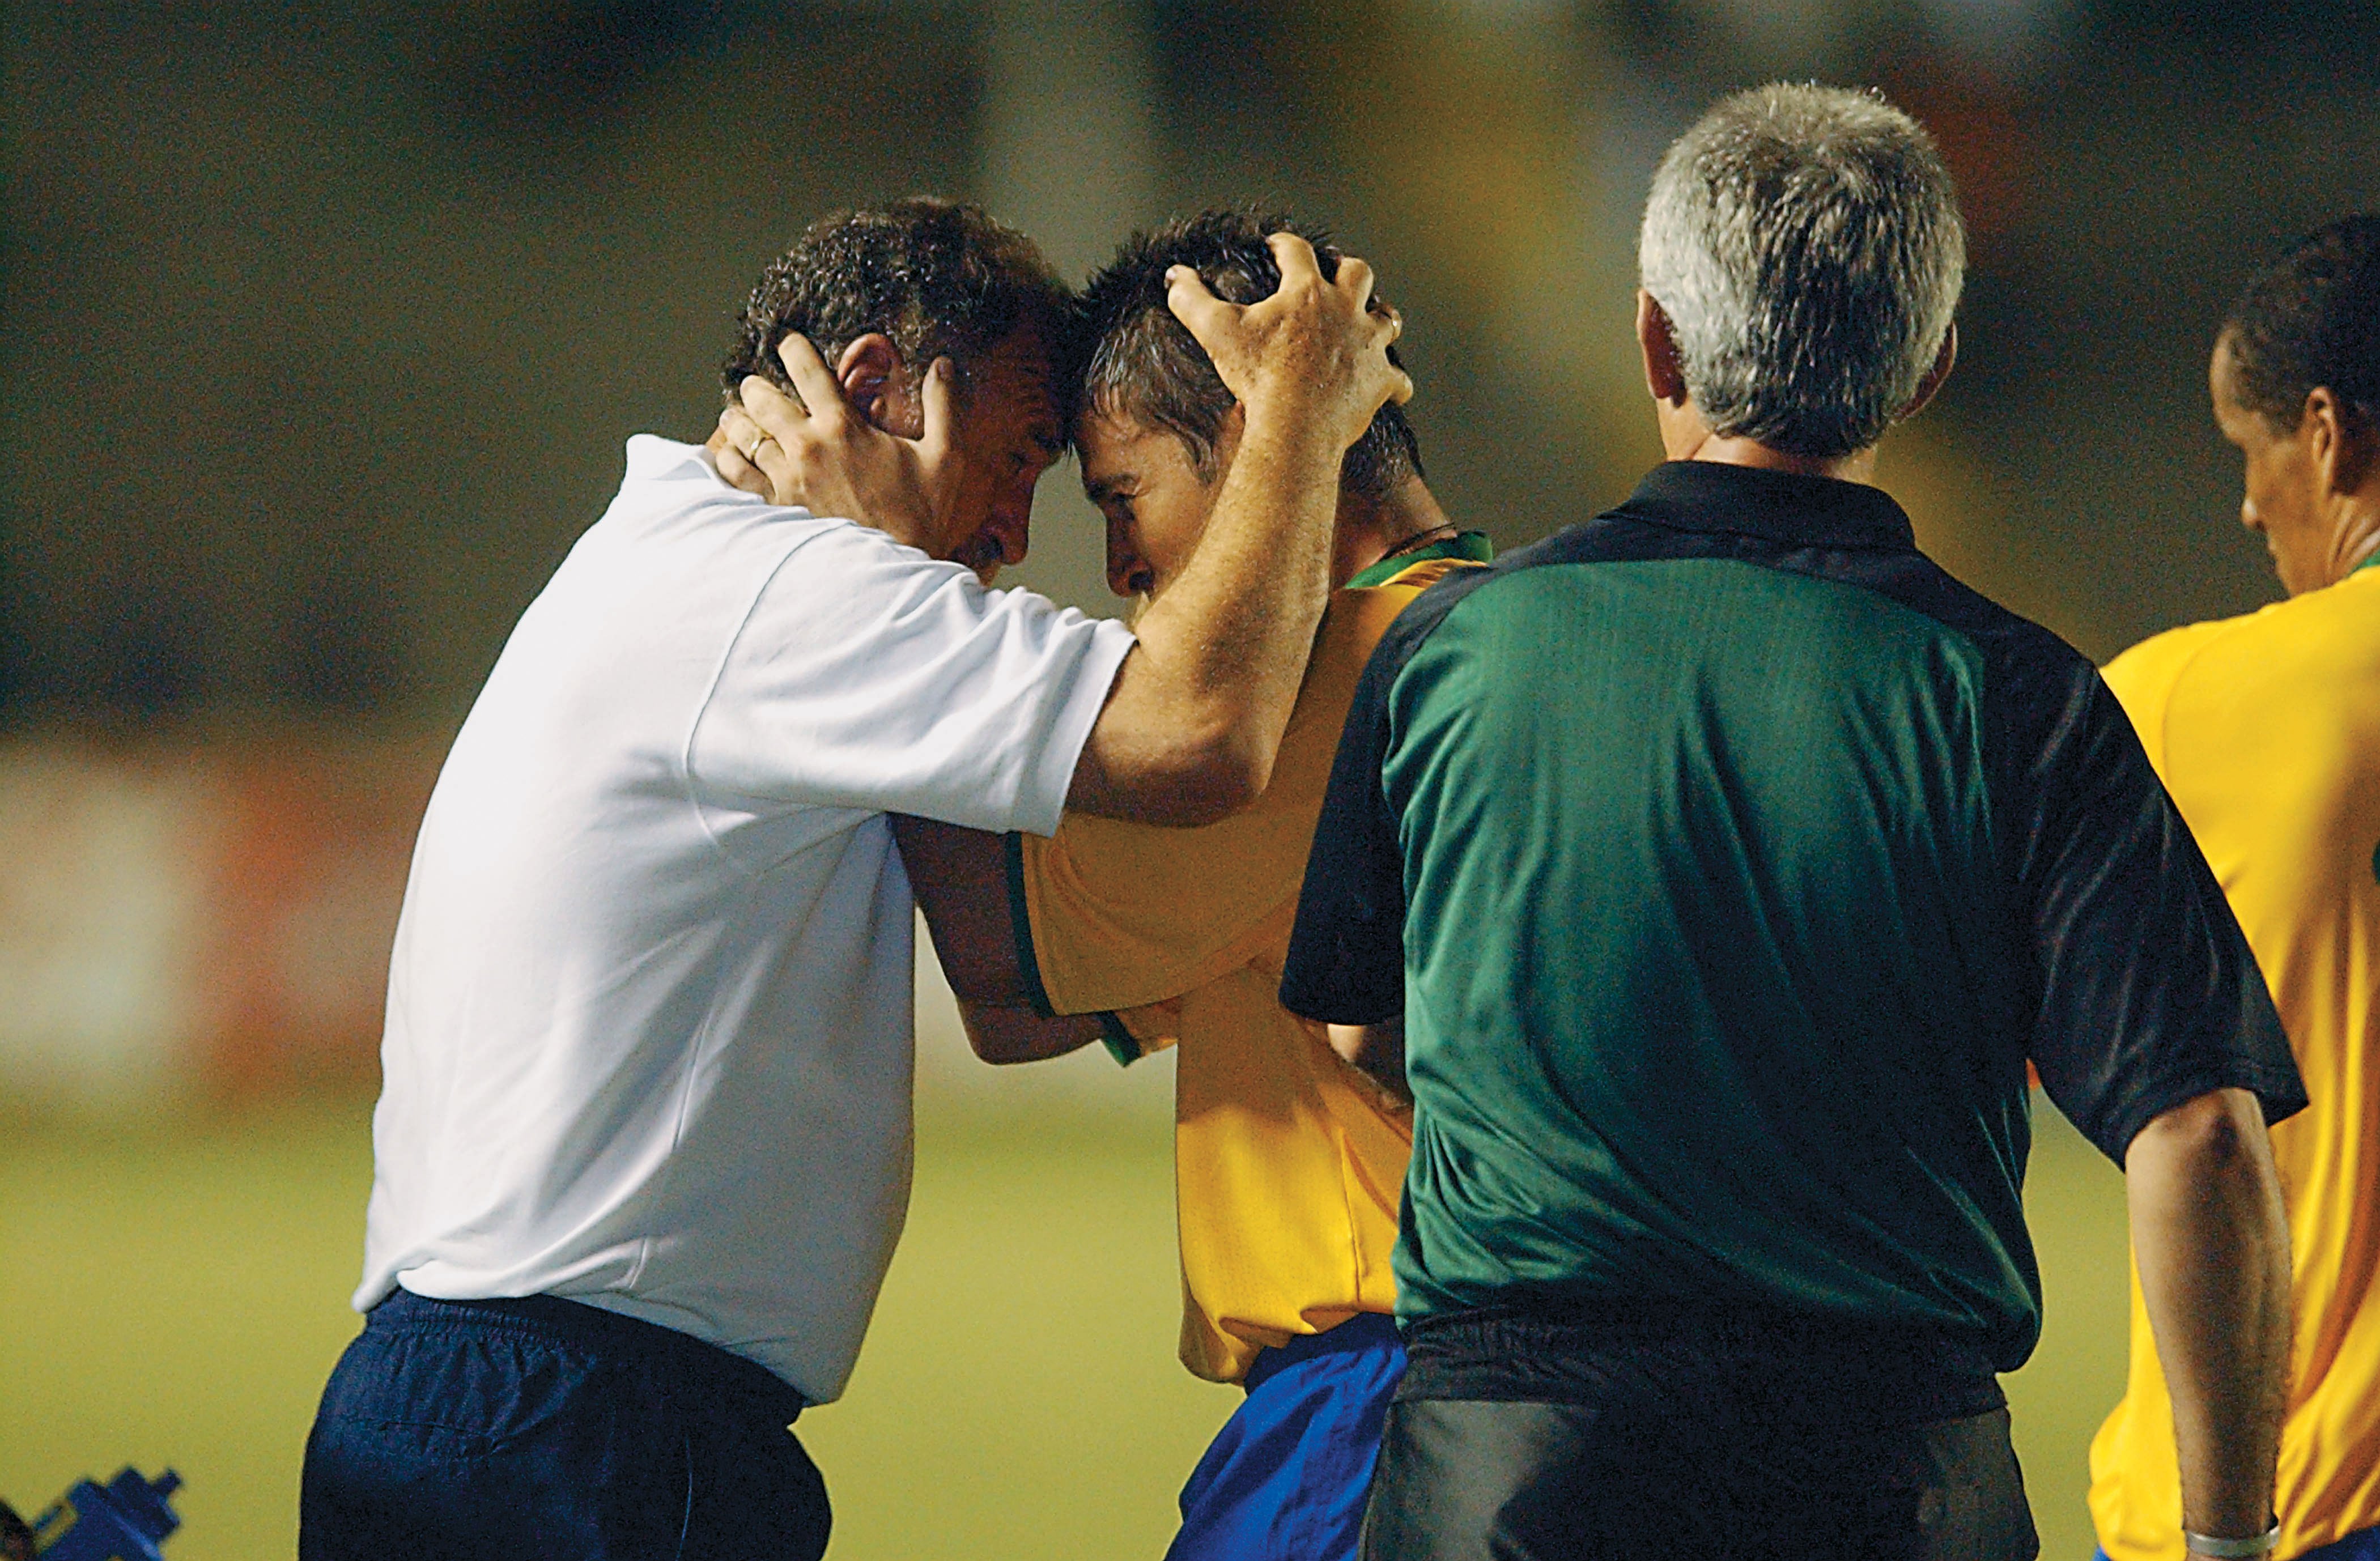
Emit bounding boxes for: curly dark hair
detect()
[2221,214,2380,432]
[1074,208,1421,501]
[723,198,1071,408]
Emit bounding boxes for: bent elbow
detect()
[1164,765,1265,827]
[960,1011,1040,1066]
[1090,707,1282,826]
[964,1032,1022,1066]
[1152,728,1274,827]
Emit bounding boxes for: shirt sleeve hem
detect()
[2086,1060,2311,1166]
[1013,620,1135,839]
[1098,1013,1142,1066]
[1002,831,1058,1020]
[1277,975,1402,1027]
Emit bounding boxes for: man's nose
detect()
[1105,527,1143,598]
[2241,495,2264,533]
[985,496,1031,565]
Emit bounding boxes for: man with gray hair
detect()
[1281,84,2304,1559]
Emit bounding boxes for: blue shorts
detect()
[1167,1312,1406,1561]
[2097,1527,2380,1561]
[300,1289,827,1561]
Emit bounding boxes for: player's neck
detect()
[2327,494,2380,588]
[1334,478,1459,589]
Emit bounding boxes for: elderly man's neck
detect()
[1333,475,1459,588]
[1656,400,1881,484]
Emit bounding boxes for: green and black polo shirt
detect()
[1280,460,2306,1377]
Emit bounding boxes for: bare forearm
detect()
[1146,412,1343,730]
[959,999,1102,1065]
[1073,414,1341,823]
[1068,233,1408,826]
[2125,1087,2292,1546]
[891,813,1106,1066]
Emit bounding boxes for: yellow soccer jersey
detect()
[2090,563,2380,1561]
[1010,537,1489,1384]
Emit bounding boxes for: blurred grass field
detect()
[0,1082,2131,1561]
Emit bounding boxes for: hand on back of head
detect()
[1164,231,1412,457]
[717,229,1410,558]
[714,335,963,554]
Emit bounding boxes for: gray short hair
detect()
[1638,84,1966,458]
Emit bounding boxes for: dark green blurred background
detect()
[10,0,2379,719]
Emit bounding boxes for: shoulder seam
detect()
[2132,613,2278,787]
[678,526,846,877]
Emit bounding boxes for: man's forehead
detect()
[2207,337,2276,446]
[958,329,1064,445]
[2209,333,2242,395]
[1075,409,1170,482]
[967,325,1054,392]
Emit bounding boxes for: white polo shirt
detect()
[356,435,1135,1403]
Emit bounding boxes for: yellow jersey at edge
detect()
[2090,567,2380,1561]
[1016,551,1479,1384]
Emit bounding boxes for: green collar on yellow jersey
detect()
[1345,530,1494,590]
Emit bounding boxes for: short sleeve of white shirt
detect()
[689,521,1135,837]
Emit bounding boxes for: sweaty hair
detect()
[1074,209,1421,501]
[1639,83,1966,459]
[2221,214,2380,433]
[723,198,1070,407]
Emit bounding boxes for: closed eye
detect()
[1083,475,1138,511]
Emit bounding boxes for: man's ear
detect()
[1898,322,1958,421]
[1637,290,1689,407]
[2304,386,2377,496]
[835,333,923,438]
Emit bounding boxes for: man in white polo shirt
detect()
[298,199,1408,1561]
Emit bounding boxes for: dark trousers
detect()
[1364,1305,2038,1561]
[1362,1399,2035,1561]
[300,1290,829,1561]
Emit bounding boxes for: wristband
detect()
[2184,1520,2280,1558]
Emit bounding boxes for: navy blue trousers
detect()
[300,1290,828,1561]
